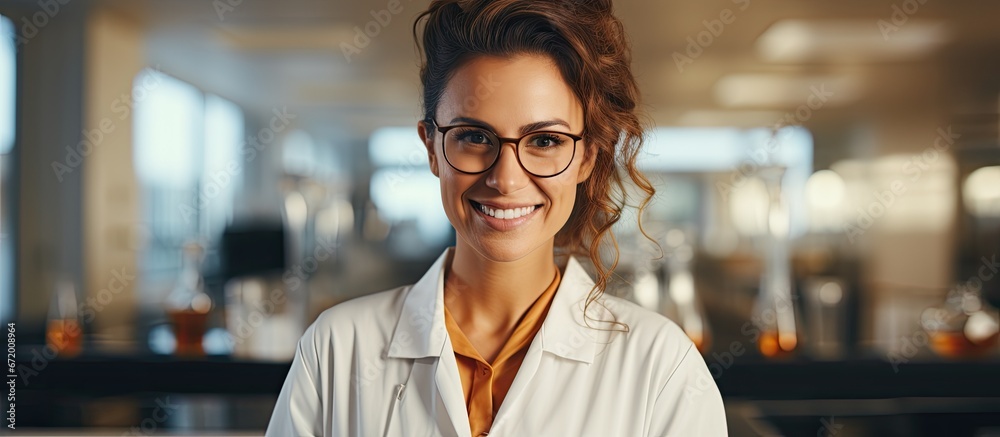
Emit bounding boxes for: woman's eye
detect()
[457,130,492,144]
[528,134,564,148]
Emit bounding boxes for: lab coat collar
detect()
[387,246,598,364]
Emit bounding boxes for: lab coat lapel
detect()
[389,354,466,437]
[539,255,599,364]
[435,337,473,437]
[385,247,470,437]
[492,255,599,429]
[386,248,451,360]
[490,329,543,431]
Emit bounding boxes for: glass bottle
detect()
[165,241,213,357]
[46,280,83,357]
[661,228,711,353]
[922,284,999,358]
[753,167,801,358]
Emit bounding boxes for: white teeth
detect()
[476,202,537,220]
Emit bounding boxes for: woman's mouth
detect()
[470,200,540,219]
[469,200,543,230]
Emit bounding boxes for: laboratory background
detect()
[1,0,999,435]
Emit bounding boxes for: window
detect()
[0,16,11,156]
[0,15,16,323]
[201,95,244,239]
[132,68,244,300]
[368,127,452,258]
[622,126,813,253]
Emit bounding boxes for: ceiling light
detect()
[675,110,785,127]
[756,19,948,63]
[713,73,861,108]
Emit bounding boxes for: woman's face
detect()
[419,54,596,262]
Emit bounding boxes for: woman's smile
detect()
[469,199,544,231]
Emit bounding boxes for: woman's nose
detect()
[485,143,530,194]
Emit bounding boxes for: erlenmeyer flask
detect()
[46,280,83,357]
[753,167,801,358]
[165,241,213,357]
[660,228,711,353]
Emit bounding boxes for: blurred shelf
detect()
[715,358,1000,400]
[16,348,1000,400]
[15,350,290,396]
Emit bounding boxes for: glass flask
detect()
[922,284,999,358]
[752,167,801,358]
[165,241,213,357]
[46,280,83,357]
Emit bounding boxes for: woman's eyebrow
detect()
[519,119,571,134]
[447,116,572,134]
[448,116,494,129]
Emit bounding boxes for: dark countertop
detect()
[14,349,1000,400]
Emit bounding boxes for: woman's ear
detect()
[417,121,440,178]
[576,143,598,184]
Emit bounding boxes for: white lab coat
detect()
[266,247,727,437]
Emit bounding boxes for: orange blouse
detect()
[443,267,562,437]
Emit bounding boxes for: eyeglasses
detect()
[427,118,582,178]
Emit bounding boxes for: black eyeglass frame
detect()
[426,118,583,178]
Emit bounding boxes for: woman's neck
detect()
[444,238,559,337]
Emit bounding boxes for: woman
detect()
[266,0,727,435]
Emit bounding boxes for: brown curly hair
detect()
[414,0,656,332]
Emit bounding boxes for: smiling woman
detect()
[266,1,727,436]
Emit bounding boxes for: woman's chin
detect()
[464,237,538,263]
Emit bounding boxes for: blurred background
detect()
[1,0,999,435]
